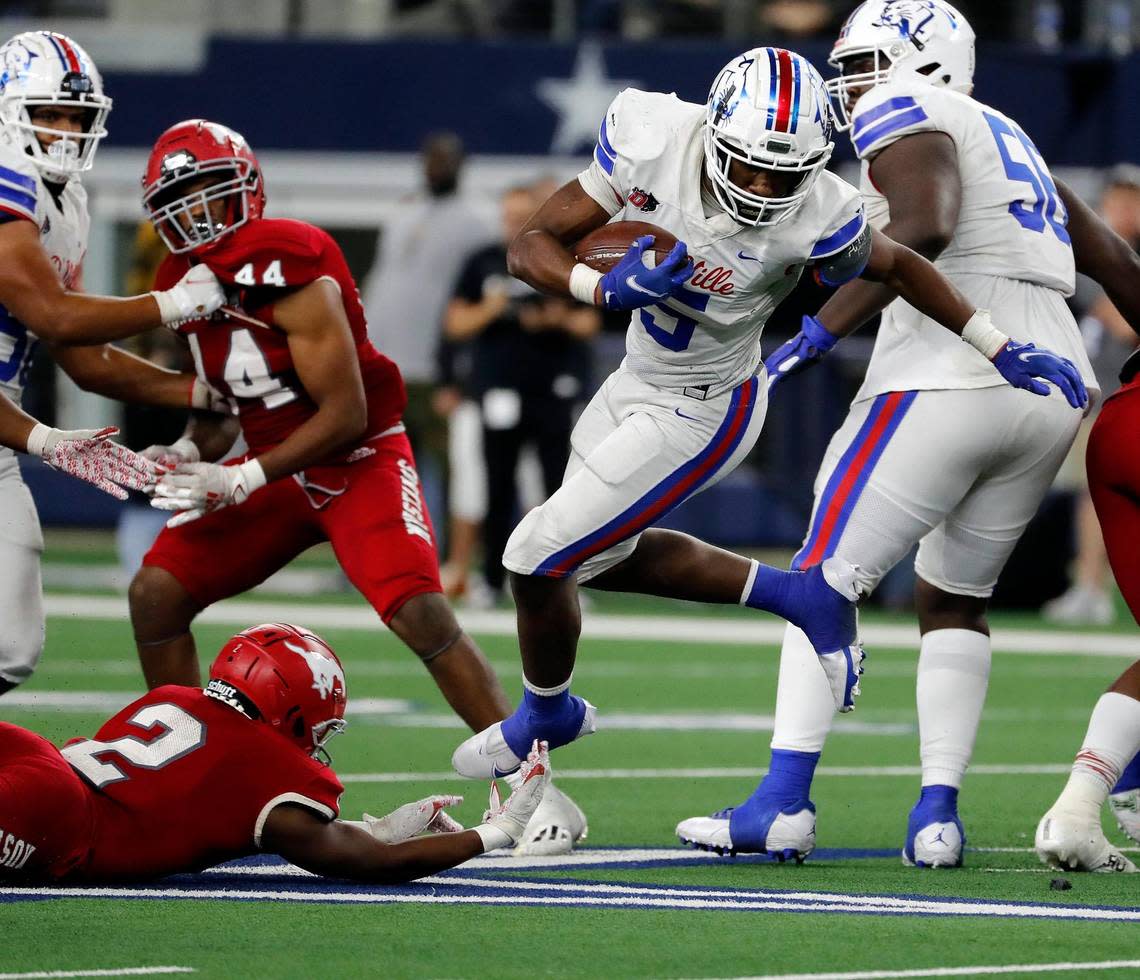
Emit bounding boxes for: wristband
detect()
[237,458,268,495]
[801,314,839,353]
[960,310,1009,361]
[25,422,52,458]
[568,263,603,305]
[149,288,182,325]
[473,823,512,853]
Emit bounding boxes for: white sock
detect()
[1054,692,1140,820]
[770,622,837,753]
[916,628,991,789]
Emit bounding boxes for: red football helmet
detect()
[142,118,265,254]
[206,623,347,763]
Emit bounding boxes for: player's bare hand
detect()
[27,424,159,500]
[151,264,226,326]
[362,795,466,844]
[150,459,267,527]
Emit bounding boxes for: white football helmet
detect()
[828,1,975,129]
[703,47,835,227]
[0,31,111,181]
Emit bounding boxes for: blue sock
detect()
[742,749,821,807]
[916,784,959,813]
[743,564,799,621]
[1112,751,1140,793]
[499,686,585,760]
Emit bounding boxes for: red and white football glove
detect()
[362,795,466,844]
[150,264,226,327]
[474,740,551,852]
[27,424,157,500]
[149,459,267,527]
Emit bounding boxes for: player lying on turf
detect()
[0,622,550,883]
[1036,657,1140,873]
[0,30,240,696]
[680,0,1115,868]
[124,119,584,855]
[451,46,1084,790]
[0,390,154,497]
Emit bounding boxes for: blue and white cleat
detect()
[1109,788,1140,845]
[452,699,597,779]
[676,801,816,863]
[796,557,860,653]
[903,785,966,868]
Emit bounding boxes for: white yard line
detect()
[42,595,1140,659]
[0,970,195,980]
[696,962,1140,980]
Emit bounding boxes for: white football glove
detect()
[26,424,158,500]
[473,740,551,852]
[362,795,465,844]
[189,377,237,415]
[140,436,201,472]
[151,264,226,326]
[149,458,267,527]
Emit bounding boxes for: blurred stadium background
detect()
[11,0,1140,620]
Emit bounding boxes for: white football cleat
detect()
[452,700,598,779]
[676,807,815,862]
[902,821,963,868]
[513,783,588,856]
[1035,807,1137,873]
[1109,788,1140,845]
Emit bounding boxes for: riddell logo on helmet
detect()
[627,187,659,212]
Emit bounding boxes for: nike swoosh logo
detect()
[674,407,700,422]
[1017,351,1053,363]
[624,275,666,298]
[737,251,761,262]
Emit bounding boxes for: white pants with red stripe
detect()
[502,362,767,581]
[794,385,1083,597]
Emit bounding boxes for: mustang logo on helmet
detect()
[286,640,347,702]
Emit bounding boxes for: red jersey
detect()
[59,685,343,880]
[155,218,406,457]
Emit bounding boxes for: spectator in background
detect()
[361,133,490,534]
[1046,165,1140,625]
[444,183,600,602]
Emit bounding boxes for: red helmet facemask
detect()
[206,623,348,764]
[142,118,265,255]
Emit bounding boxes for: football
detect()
[573,220,681,273]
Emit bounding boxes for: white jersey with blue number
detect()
[0,134,89,414]
[579,88,866,395]
[848,77,1095,401]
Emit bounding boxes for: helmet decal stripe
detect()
[773,49,795,133]
[42,33,70,72]
[765,48,779,129]
[789,53,802,134]
[54,34,82,73]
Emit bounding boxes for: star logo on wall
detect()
[536,43,639,154]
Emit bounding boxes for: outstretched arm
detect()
[0,220,224,344]
[1058,177,1140,335]
[50,343,200,409]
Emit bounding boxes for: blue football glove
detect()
[991,340,1088,410]
[763,315,839,392]
[599,235,692,311]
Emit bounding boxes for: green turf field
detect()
[4,590,1140,980]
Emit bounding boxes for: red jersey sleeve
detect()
[152,251,192,291]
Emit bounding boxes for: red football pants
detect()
[1088,381,1140,625]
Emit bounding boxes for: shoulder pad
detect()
[600,88,695,166]
[849,79,941,160]
[808,173,867,260]
[202,219,331,289]
[0,142,37,222]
